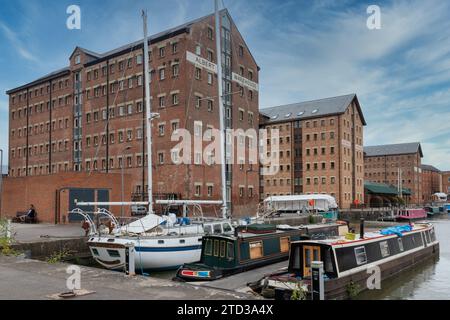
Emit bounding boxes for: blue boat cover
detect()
[379,225,412,237]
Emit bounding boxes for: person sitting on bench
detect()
[20,204,36,223]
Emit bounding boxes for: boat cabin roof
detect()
[291,223,432,247]
[204,222,343,241]
[205,229,301,241]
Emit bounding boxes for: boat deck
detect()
[190,261,288,292]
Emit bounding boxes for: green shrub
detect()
[46,249,73,264]
[291,282,307,301]
[0,219,20,256]
[346,281,360,299]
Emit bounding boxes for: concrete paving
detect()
[195,261,287,292]
[9,223,85,243]
[0,255,257,300]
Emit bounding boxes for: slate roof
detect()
[6,67,71,94]
[421,164,441,172]
[8,9,260,94]
[260,94,366,125]
[364,142,423,158]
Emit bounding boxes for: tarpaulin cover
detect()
[379,225,412,237]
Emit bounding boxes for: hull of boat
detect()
[176,255,289,282]
[323,242,440,300]
[87,235,203,271]
[396,215,427,221]
[258,241,439,300]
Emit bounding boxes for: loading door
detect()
[68,189,95,222]
[97,189,110,211]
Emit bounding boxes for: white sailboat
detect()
[81,2,234,271]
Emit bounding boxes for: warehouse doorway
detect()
[66,188,110,222]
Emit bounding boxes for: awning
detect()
[365,181,412,196]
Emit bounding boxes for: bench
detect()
[13,211,39,224]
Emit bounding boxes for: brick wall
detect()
[442,172,450,196]
[6,10,260,218]
[0,172,132,224]
[364,153,423,204]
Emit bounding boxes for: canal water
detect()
[356,216,450,300]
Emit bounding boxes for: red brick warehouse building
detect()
[5,9,260,219]
[259,94,367,209]
[364,142,424,205]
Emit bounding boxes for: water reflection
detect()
[357,218,450,300]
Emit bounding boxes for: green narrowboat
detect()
[425,206,441,216]
[175,223,343,282]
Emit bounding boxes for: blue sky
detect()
[0,0,449,170]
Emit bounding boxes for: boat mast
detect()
[214,0,228,219]
[142,10,154,215]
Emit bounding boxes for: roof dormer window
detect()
[75,55,81,65]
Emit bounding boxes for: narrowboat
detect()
[175,223,347,282]
[444,203,450,214]
[424,206,441,217]
[395,208,427,221]
[250,222,439,300]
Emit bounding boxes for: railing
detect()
[70,207,207,237]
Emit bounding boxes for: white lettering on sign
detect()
[186,51,217,74]
[232,72,259,92]
[341,139,352,148]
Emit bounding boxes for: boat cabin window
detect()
[398,238,404,252]
[430,228,436,242]
[220,241,226,258]
[380,241,390,258]
[223,223,232,233]
[214,240,220,257]
[292,246,301,270]
[205,239,213,256]
[213,224,222,234]
[204,225,213,235]
[323,248,334,274]
[91,248,99,256]
[280,237,290,253]
[107,250,120,258]
[227,242,234,260]
[249,241,263,259]
[424,231,431,244]
[354,246,367,265]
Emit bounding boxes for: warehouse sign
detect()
[232,72,259,92]
[186,51,217,74]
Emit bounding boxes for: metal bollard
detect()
[125,243,136,276]
[311,261,324,300]
[6,219,11,242]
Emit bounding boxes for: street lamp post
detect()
[121,146,131,217]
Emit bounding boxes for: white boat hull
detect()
[87,235,203,271]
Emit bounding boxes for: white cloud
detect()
[241,0,450,170]
[0,21,38,62]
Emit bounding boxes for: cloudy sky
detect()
[0,0,449,170]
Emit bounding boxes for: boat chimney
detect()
[360,218,365,239]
